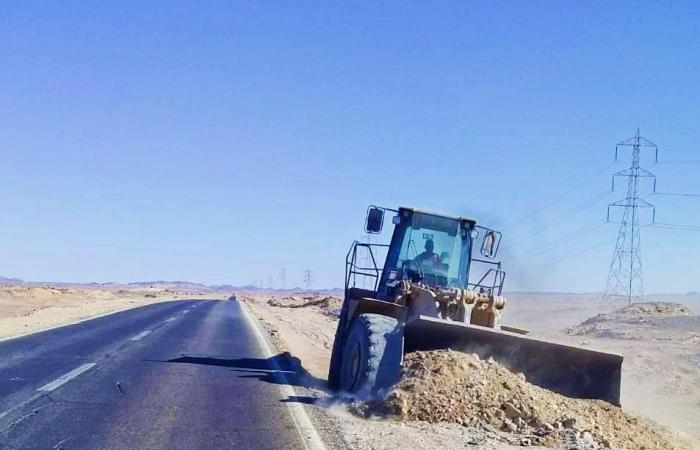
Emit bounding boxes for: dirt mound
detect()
[267,295,341,317]
[582,302,692,326]
[619,302,692,317]
[570,302,695,338]
[0,285,121,301]
[363,350,689,449]
[2,285,73,299]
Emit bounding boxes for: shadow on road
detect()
[281,395,316,405]
[162,352,328,404]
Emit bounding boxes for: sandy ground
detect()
[0,283,228,340]
[506,293,700,446]
[242,291,700,449]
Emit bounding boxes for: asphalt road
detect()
[0,299,323,449]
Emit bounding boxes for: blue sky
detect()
[1,1,699,291]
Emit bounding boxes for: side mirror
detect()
[480,230,500,258]
[365,207,385,234]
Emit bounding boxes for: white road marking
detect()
[165,317,176,322]
[182,310,190,314]
[0,393,42,421]
[37,363,96,392]
[129,330,151,341]
[229,366,295,374]
[238,302,327,450]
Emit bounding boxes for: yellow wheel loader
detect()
[328,206,622,404]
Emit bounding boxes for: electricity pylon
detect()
[603,129,657,306]
[304,269,313,290]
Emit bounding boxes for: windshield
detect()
[395,213,471,288]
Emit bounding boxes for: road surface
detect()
[0,299,325,449]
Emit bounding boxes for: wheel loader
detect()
[328,206,623,404]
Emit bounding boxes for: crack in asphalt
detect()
[6,401,50,431]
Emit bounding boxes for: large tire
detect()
[338,313,404,396]
[327,320,345,390]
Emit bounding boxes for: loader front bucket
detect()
[404,316,623,405]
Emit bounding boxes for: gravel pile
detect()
[362,350,688,449]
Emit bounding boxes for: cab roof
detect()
[398,206,477,225]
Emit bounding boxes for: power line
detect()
[652,192,700,198]
[529,237,617,270]
[505,219,606,263]
[506,190,610,247]
[501,162,615,233]
[655,159,700,165]
[647,222,700,231]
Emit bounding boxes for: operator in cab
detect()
[414,239,440,269]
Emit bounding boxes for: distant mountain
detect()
[0,275,342,292]
[126,281,213,291]
[209,284,237,291]
[0,275,24,284]
[233,284,257,290]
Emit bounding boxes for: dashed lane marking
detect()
[37,363,97,392]
[129,330,152,341]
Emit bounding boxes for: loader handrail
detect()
[345,241,390,292]
[468,258,506,295]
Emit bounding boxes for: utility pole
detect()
[304,268,313,290]
[603,129,658,306]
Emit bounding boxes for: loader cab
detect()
[377,208,474,298]
[360,207,500,299]
[346,206,505,302]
